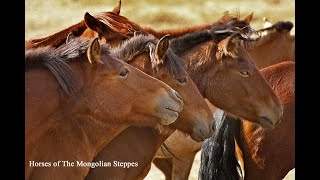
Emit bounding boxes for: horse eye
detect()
[240,71,250,77]
[177,77,187,84]
[119,69,129,77]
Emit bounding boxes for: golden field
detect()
[25,0,295,179]
[26,0,294,40]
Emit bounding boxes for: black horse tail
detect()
[199,112,243,180]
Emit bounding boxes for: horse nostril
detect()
[174,91,183,102]
[275,118,282,125]
[211,122,216,132]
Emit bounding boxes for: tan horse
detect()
[25,37,184,179]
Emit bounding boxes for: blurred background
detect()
[25,0,294,40]
[25,0,295,179]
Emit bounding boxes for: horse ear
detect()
[263,17,273,28]
[112,0,121,15]
[84,12,106,35]
[216,35,236,60]
[155,34,170,62]
[241,12,254,23]
[87,38,103,65]
[218,13,233,23]
[66,32,75,44]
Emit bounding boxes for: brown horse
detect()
[200,61,295,180]
[25,37,184,179]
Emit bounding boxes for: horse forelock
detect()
[111,34,185,78]
[217,35,241,60]
[243,27,284,49]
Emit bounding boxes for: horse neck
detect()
[26,99,130,179]
[143,23,212,39]
[240,63,295,179]
[26,69,67,136]
[25,61,87,135]
[247,32,294,69]
[86,126,174,180]
[25,21,88,49]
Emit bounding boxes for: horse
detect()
[200,61,295,180]
[25,37,184,179]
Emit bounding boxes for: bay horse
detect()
[200,61,295,180]
[25,37,184,179]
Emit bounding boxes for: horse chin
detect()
[156,109,179,125]
[190,131,206,142]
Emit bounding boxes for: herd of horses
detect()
[25,1,295,179]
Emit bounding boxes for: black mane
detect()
[170,30,213,55]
